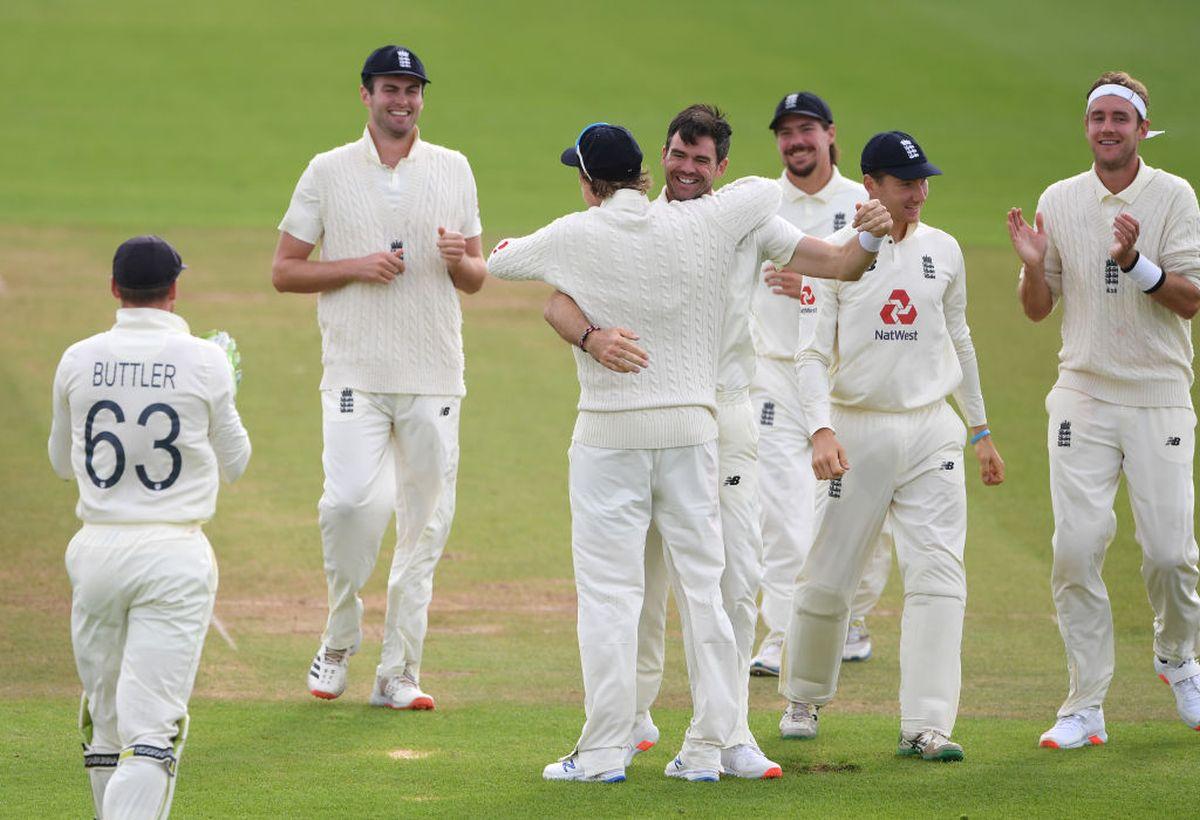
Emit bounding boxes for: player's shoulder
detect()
[1146,165,1198,200]
[416,140,473,171]
[308,137,364,170]
[913,223,964,256]
[1039,170,1091,203]
[58,329,109,366]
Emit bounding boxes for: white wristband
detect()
[1122,253,1165,292]
[858,232,884,253]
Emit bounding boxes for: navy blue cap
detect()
[112,236,185,290]
[769,91,833,130]
[860,131,942,179]
[361,45,430,85]
[560,123,643,183]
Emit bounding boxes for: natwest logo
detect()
[880,289,917,325]
[799,285,815,305]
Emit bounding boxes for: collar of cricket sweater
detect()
[359,125,426,169]
[1089,157,1155,205]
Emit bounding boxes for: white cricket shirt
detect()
[488,177,781,449]
[798,222,987,435]
[752,167,867,361]
[48,309,251,525]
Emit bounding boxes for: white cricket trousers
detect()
[67,524,217,820]
[1046,387,1200,716]
[753,358,890,646]
[568,440,738,776]
[781,401,967,735]
[319,390,460,681]
[634,398,763,747]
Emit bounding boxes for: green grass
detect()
[3,0,1200,815]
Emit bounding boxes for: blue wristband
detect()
[970,428,991,444]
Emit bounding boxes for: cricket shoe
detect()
[624,712,660,765]
[543,754,625,783]
[1038,706,1107,749]
[780,701,819,739]
[720,743,783,779]
[897,729,964,761]
[750,640,782,677]
[842,618,872,662]
[369,670,435,710]
[1154,657,1200,730]
[307,644,350,700]
[664,755,719,782]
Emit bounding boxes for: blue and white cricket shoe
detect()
[664,755,719,782]
[542,754,625,783]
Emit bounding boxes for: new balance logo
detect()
[440,406,451,417]
[1057,421,1071,447]
[339,388,354,414]
[1167,436,1182,446]
[828,478,842,499]
[880,289,917,325]
[723,475,741,486]
[922,255,936,279]
[941,461,955,470]
[760,402,775,426]
[1104,258,1119,294]
[833,212,846,230]
[900,138,920,159]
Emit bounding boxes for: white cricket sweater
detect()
[798,222,987,435]
[279,128,482,396]
[48,309,251,525]
[752,168,867,361]
[1023,160,1200,408]
[488,177,781,448]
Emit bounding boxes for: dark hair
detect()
[585,170,653,200]
[1088,70,1149,121]
[665,104,733,163]
[118,285,172,305]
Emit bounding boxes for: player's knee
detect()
[1140,545,1197,580]
[902,558,966,600]
[793,582,850,620]
[1052,516,1115,567]
[319,490,389,527]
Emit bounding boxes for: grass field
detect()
[3,1,1200,816]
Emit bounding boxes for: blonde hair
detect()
[1088,71,1150,120]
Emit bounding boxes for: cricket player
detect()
[541,105,892,780]
[489,121,785,783]
[49,236,251,819]
[750,91,894,676]
[272,45,487,710]
[780,132,1005,761]
[1007,71,1200,747]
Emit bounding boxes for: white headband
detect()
[1086,83,1165,138]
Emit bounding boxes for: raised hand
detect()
[1110,213,1140,270]
[1006,207,1048,269]
[853,200,893,237]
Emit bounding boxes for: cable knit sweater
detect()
[1024,160,1200,408]
[279,129,481,395]
[487,177,781,448]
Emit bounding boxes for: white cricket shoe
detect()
[369,670,435,711]
[720,743,783,779]
[779,701,819,739]
[307,644,350,700]
[1154,657,1200,730]
[543,754,626,783]
[624,712,660,765]
[842,618,873,662]
[750,639,782,677]
[664,755,719,782]
[1038,706,1107,749]
[896,729,964,761]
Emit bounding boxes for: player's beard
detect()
[785,149,819,178]
[1093,141,1138,175]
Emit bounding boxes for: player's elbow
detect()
[270,261,292,293]
[1176,290,1200,320]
